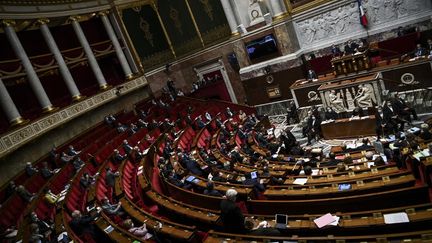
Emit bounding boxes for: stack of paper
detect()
[293,178,308,185]
[314,213,340,228]
[383,212,410,224]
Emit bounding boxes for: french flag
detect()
[357,0,368,27]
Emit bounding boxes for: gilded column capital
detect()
[97,11,109,17]
[36,18,50,26]
[68,16,81,22]
[1,19,16,28]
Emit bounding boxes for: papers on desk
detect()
[335,155,345,160]
[293,178,308,185]
[413,149,431,161]
[366,162,375,168]
[314,213,339,228]
[383,212,410,224]
[321,120,334,125]
[312,169,319,176]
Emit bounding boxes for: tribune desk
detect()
[321,116,376,139]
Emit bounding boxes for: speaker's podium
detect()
[316,74,382,139]
[320,116,376,139]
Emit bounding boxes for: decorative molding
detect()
[293,0,432,51]
[0,76,148,158]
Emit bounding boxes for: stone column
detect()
[70,16,108,89]
[0,78,25,125]
[3,20,55,112]
[220,0,239,35]
[38,19,83,101]
[267,0,285,19]
[108,12,140,74]
[99,12,133,80]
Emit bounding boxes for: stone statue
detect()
[354,84,374,108]
[328,90,346,112]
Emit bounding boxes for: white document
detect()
[293,178,308,185]
[312,169,319,176]
[329,216,340,226]
[367,162,375,168]
[383,212,410,224]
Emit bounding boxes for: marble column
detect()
[108,12,140,74]
[70,16,108,89]
[0,78,25,125]
[220,0,239,35]
[99,12,133,80]
[38,19,83,101]
[3,20,55,112]
[267,0,285,19]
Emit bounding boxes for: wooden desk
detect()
[120,197,197,241]
[321,116,376,139]
[248,185,430,215]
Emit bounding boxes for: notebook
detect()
[274,214,288,229]
[314,213,336,228]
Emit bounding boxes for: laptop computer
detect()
[250,171,258,179]
[275,214,288,229]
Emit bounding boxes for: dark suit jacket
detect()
[220,199,245,233]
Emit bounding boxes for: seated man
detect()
[419,123,432,140]
[69,210,101,240]
[203,181,223,197]
[331,43,342,57]
[67,145,81,157]
[40,161,56,179]
[111,149,125,164]
[101,197,123,216]
[25,162,38,176]
[307,69,318,81]
[413,43,427,58]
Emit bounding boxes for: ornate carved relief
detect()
[0,76,148,158]
[294,0,432,48]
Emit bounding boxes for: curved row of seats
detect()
[2,95,431,242]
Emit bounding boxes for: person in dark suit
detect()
[357,138,373,150]
[286,101,299,124]
[111,149,125,164]
[307,69,318,81]
[69,210,101,240]
[393,93,418,122]
[344,40,359,55]
[122,140,133,155]
[375,105,395,138]
[320,152,339,166]
[352,104,365,117]
[427,39,432,52]
[203,181,222,197]
[196,116,206,130]
[387,99,406,131]
[413,43,427,58]
[419,123,432,140]
[306,114,321,145]
[105,167,119,196]
[325,107,338,120]
[185,159,204,176]
[331,44,342,57]
[220,189,245,233]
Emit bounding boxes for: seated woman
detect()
[122,219,153,240]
